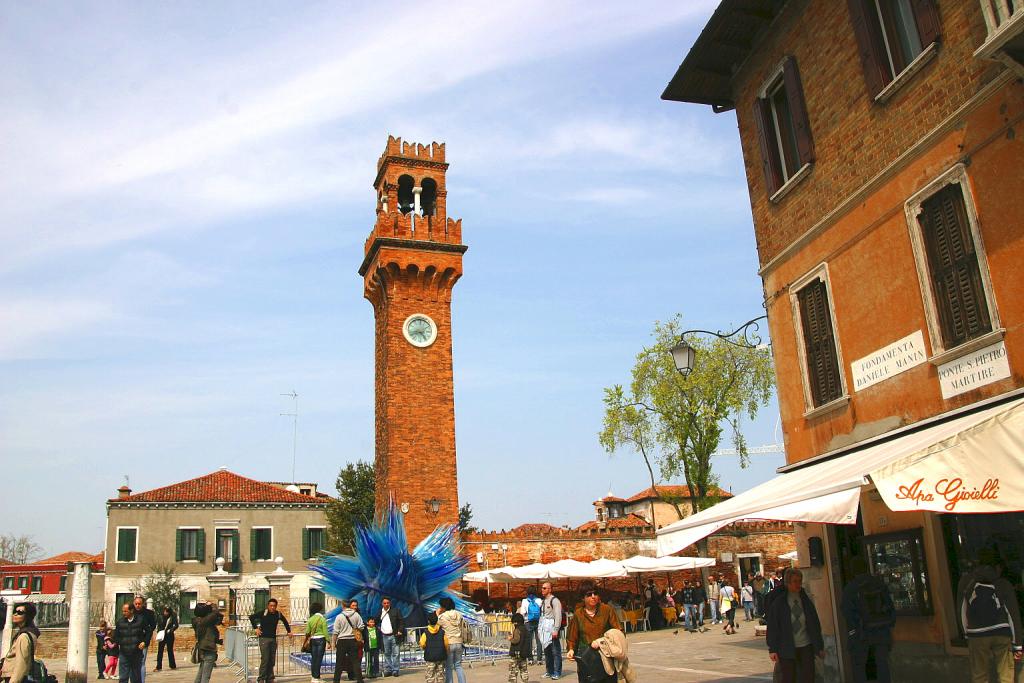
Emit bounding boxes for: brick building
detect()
[659,1,1024,680]
[594,485,732,529]
[359,136,465,546]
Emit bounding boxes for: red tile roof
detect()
[595,496,627,504]
[626,485,732,503]
[511,523,560,534]
[576,513,653,531]
[111,469,330,505]
[34,552,98,565]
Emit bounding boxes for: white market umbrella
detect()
[619,555,716,574]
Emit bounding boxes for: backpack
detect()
[526,597,541,622]
[856,580,892,631]
[965,582,1009,635]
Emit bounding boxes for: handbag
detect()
[156,630,165,643]
[343,613,363,644]
[190,643,201,664]
[458,615,473,645]
[576,647,615,683]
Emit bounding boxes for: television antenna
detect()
[280,391,299,483]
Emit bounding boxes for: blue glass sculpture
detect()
[311,501,474,624]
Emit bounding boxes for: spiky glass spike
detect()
[311,501,474,624]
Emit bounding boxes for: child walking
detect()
[508,613,530,683]
[419,613,448,683]
[363,617,381,678]
[103,627,119,679]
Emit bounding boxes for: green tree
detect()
[129,564,183,612]
[600,315,775,526]
[326,461,376,554]
[458,503,477,535]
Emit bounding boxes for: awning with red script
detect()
[656,396,1024,557]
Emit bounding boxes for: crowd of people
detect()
[0,551,1018,683]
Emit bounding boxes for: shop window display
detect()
[863,528,933,616]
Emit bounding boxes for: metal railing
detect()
[230,615,521,681]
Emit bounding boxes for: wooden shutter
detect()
[229,529,240,572]
[175,529,183,562]
[782,57,815,165]
[919,185,992,348]
[302,528,311,560]
[196,529,206,563]
[910,0,941,47]
[250,529,259,561]
[798,279,843,407]
[848,0,891,97]
[752,97,783,195]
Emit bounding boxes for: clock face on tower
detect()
[403,313,437,348]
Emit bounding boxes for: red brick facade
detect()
[360,137,466,545]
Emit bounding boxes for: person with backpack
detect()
[419,613,448,683]
[565,582,621,683]
[0,603,39,683]
[706,574,722,625]
[957,549,1023,683]
[507,613,530,683]
[539,581,563,680]
[97,620,110,679]
[840,557,895,683]
[436,598,467,683]
[519,587,543,664]
[333,598,365,683]
[304,601,329,683]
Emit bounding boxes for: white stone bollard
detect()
[65,562,92,683]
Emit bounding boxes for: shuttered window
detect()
[752,56,815,197]
[797,278,844,407]
[116,528,138,563]
[175,528,206,562]
[848,0,941,98]
[30,576,42,592]
[918,185,993,349]
[303,527,325,560]
[251,528,273,561]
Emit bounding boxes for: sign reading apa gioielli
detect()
[938,340,1011,399]
[851,330,927,392]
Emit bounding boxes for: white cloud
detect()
[0,298,116,358]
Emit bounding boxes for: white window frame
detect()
[735,553,764,582]
[904,163,1003,366]
[789,263,850,418]
[116,526,140,564]
[178,526,202,563]
[252,526,274,562]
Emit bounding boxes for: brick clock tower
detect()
[358,136,466,547]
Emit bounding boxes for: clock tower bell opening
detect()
[358,136,467,547]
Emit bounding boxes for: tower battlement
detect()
[376,135,446,173]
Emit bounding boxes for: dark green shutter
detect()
[798,278,843,407]
[230,529,240,572]
[175,529,183,562]
[197,529,206,563]
[250,529,258,561]
[117,529,129,562]
[302,528,311,560]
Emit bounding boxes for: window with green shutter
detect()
[18,577,28,589]
[30,576,42,592]
[309,588,325,606]
[115,593,134,614]
[177,529,204,561]
[3,577,13,589]
[60,575,68,592]
[117,528,138,563]
[252,528,272,561]
[254,589,270,613]
[179,591,198,623]
[797,276,844,408]
[304,528,325,559]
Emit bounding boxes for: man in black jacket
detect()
[132,596,157,683]
[766,568,824,683]
[115,602,154,683]
[377,597,405,677]
[250,598,292,683]
[841,557,895,683]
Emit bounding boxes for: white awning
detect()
[778,551,798,561]
[619,555,716,574]
[657,396,1024,557]
[547,559,628,578]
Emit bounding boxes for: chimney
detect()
[117,485,131,500]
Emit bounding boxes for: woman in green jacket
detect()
[304,602,329,683]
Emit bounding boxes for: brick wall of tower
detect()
[362,137,465,547]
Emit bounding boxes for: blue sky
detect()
[0,1,785,556]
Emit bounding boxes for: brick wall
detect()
[735,0,1000,266]
[35,628,200,660]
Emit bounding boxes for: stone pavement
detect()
[42,622,773,683]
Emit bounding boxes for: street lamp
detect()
[670,315,769,375]
[424,497,443,515]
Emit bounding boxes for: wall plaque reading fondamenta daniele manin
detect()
[851,330,927,392]
[938,340,1011,399]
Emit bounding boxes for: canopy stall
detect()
[656,397,1024,557]
[619,555,715,574]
